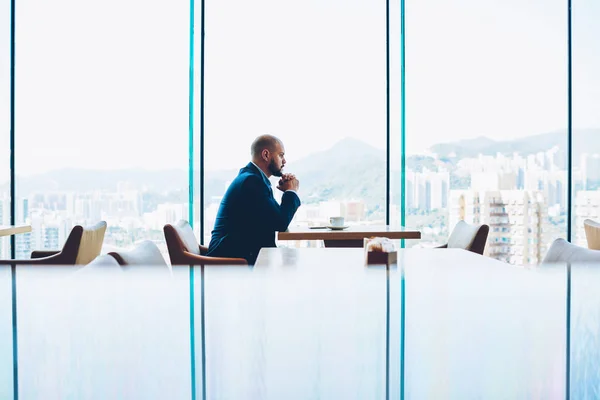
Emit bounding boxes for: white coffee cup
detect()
[329,216,345,227]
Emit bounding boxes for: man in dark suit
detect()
[207,135,301,264]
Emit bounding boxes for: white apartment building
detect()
[574,190,600,247]
[450,190,545,265]
[580,153,600,187]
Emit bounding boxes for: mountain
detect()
[3,130,599,214]
[430,136,497,158]
[431,129,600,163]
[291,138,386,211]
[201,138,387,215]
[0,168,188,195]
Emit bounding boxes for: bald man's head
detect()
[251,135,282,158]
[251,135,286,177]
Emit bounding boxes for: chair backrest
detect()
[108,240,169,267]
[164,220,199,265]
[542,238,600,264]
[447,220,489,255]
[584,219,600,250]
[163,220,246,266]
[169,220,200,255]
[74,221,108,265]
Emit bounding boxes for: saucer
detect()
[327,225,349,230]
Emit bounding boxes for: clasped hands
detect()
[277,173,300,192]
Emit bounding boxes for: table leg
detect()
[323,239,364,248]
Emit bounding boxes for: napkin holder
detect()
[366,250,398,265]
[364,237,397,265]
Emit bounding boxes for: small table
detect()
[0,224,32,237]
[277,225,421,248]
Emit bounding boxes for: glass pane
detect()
[572,0,600,247]
[204,0,386,247]
[390,0,404,239]
[0,0,11,258]
[0,265,13,399]
[15,0,190,258]
[200,253,387,398]
[388,257,402,399]
[192,0,202,242]
[404,256,566,397]
[0,0,13,392]
[406,0,567,265]
[16,266,192,398]
[571,264,600,397]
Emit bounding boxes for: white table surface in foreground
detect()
[0,225,32,237]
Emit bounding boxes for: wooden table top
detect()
[277,225,421,241]
[0,224,32,237]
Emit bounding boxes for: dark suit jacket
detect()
[207,162,301,264]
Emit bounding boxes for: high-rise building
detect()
[406,173,415,209]
[471,171,517,191]
[574,190,600,247]
[406,169,449,212]
[342,200,366,222]
[581,154,600,189]
[15,233,32,259]
[450,190,545,265]
[20,198,29,223]
[0,196,8,225]
[43,226,60,249]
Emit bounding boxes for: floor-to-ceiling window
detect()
[202,0,387,246]
[1,0,596,263]
[572,0,600,248]
[0,1,13,397]
[14,0,190,257]
[191,0,203,243]
[405,0,568,265]
[0,0,11,259]
[0,266,11,400]
[390,0,404,237]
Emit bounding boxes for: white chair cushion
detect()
[447,220,480,250]
[85,254,121,267]
[173,220,200,255]
[542,238,600,264]
[115,241,168,266]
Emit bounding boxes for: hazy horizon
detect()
[2,126,600,181]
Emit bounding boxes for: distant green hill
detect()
[430,129,600,167]
[3,130,598,215]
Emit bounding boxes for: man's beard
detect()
[268,159,283,177]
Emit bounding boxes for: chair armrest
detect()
[31,250,61,259]
[183,251,248,266]
[436,244,448,249]
[0,253,65,265]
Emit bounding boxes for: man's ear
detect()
[261,149,270,162]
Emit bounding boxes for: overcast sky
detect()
[1,0,599,176]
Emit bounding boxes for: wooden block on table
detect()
[366,251,397,265]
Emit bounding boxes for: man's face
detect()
[267,142,286,177]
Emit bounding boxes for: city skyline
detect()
[1,130,600,265]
